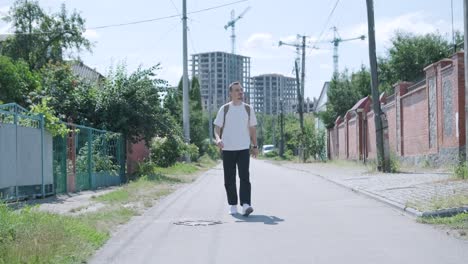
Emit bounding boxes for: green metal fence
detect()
[1,103,125,200]
[53,123,126,194]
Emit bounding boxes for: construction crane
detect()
[224,6,251,54]
[316,26,365,76]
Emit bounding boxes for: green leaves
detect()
[1,0,91,70]
[322,68,371,128]
[0,56,41,106]
[378,31,456,93]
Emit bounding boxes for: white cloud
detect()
[348,11,457,50]
[239,33,280,59]
[84,29,99,40]
[240,33,331,61]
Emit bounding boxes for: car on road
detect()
[262,144,276,154]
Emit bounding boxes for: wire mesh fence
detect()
[53,123,125,194]
[1,103,126,200]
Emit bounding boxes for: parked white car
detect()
[262,144,276,154]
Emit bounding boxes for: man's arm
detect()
[249,126,258,158]
[214,125,224,149]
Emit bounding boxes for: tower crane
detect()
[224,6,251,54]
[316,26,365,76]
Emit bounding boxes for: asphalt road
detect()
[90,159,468,264]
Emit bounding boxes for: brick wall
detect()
[401,86,429,156]
[328,52,465,166]
[126,140,150,175]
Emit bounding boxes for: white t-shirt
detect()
[213,102,257,151]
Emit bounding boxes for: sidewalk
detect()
[278,161,468,217]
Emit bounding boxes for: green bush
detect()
[265,150,279,158]
[150,136,184,168]
[182,143,200,162]
[284,149,294,160]
[389,152,400,173]
[454,162,468,180]
[200,139,220,160]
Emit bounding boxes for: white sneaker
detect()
[242,204,254,216]
[229,205,238,215]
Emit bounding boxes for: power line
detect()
[188,26,198,54]
[311,0,340,47]
[168,0,197,54]
[89,0,248,30]
[1,0,249,35]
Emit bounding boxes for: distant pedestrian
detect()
[213,81,258,216]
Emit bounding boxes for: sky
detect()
[0,0,465,100]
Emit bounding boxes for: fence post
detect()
[14,110,19,199]
[119,137,126,183]
[88,129,94,190]
[40,114,45,198]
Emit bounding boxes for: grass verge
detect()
[1,156,219,264]
[418,213,468,238]
[0,204,108,264]
[407,195,468,212]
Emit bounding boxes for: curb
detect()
[281,164,467,218]
[307,170,424,217]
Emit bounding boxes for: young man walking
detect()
[213,81,258,217]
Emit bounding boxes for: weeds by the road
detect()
[454,162,468,180]
[0,204,108,264]
[407,195,468,212]
[418,213,468,238]
[0,156,219,264]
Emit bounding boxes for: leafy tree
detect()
[0,55,40,105]
[378,31,454,92]
[188,77,207,151]
[2,0,91,70]
[31,62,98,124]
[320,69,371,128]
[96,64,174,144]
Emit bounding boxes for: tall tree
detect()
[188,77,207,150]
[0,55,40,105]
[320,68,371,128]
[378,31,454,92]
[2,0,91,70]
[96,64,174,144]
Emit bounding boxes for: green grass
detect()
[78,207,136,234]
[0,156,220,264]
[93,189,130,204]
[418,213,468,237]
[0,204,108,264]
[407,195,468,212]
[454,162,468,180]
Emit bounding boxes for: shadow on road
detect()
[232,214,285,225]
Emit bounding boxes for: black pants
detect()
[222,149,251,206]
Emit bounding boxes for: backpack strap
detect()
[220,104,229,138]
[244,104,251,125]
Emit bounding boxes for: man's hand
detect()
[251,147,258,158]
[216,139,224,150]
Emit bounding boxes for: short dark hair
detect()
[229,81,242,92]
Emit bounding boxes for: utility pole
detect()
[295,60,305,161]
[279,36,309,162]
[301,36,306,103]
[208,70,213,143]
[464,0,468,161]
[280,99,285,157]
[182,0,191,162]
[366,0,386,171]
